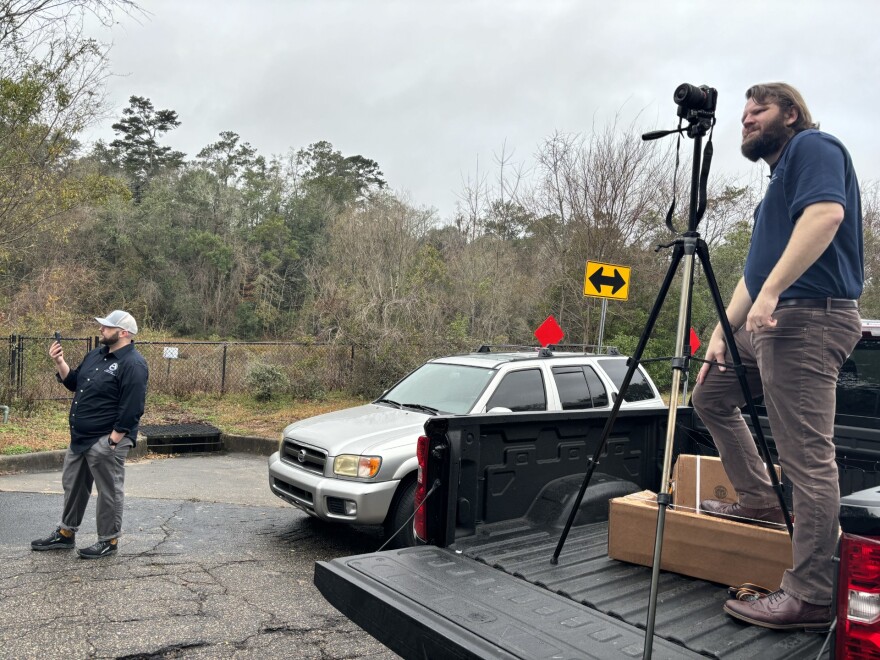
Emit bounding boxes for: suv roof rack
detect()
[474,344,542,354]
[472,344,620,356]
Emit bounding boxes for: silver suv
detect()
[267,349,664,547]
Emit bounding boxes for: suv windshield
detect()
[380,363,496,415]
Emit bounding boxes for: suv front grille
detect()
[280,439,327,475]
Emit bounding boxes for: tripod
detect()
[551,88,794,660]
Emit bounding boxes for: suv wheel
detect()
[383,478,417,549]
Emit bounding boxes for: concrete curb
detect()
[221,434,278,456]
[0,434,276,474]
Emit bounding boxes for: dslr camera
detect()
[674,83,717,121]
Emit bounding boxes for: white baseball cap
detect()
[95,310,138,335]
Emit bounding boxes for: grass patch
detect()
[1,444,31,455]
[0,400,73,453]
[0,391,370,454]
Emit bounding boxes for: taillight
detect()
[836,533,880,659]
[414,435,430,542]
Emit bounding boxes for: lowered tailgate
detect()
[315,546,703,660]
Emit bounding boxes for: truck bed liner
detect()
[453,520,830,659]
[317,522,833,658]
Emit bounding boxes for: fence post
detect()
[8,335,16,394]
[220,344,228,395]
[15,335,23,397]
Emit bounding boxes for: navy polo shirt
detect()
[57,342,149,453]
[743,129,864,301]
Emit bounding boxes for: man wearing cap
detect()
[32,310,149,558]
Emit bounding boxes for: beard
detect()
[741,114,794,162]
[100,330,120,346]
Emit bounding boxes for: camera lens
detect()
[674,83,706,109]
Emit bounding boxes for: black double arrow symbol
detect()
[588,267,626,294]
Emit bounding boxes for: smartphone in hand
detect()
[54,331,62,344]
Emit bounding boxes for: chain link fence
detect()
[3,335,618,404]
[5,335,356,401]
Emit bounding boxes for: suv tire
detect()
[383,478,417,549]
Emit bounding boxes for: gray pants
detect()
[691,306,861,605]
[60,434,133,541]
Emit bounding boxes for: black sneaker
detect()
[31,528,75,551]
[77,540,118,559]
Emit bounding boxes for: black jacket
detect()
[58,342,149,453]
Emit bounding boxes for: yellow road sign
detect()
[584,261,630,300]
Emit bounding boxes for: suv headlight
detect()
[334,455,382,478]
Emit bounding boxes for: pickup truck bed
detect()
[317,519,829,659]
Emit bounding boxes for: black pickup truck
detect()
[315,321,880,659]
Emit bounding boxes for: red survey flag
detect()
[689,327,701,353]
[535,315,564,347]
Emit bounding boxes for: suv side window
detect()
[595,358,655,402]
[486,369,546,412]
[552,366,609,409]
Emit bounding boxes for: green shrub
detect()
[245,362,289,402]
[289,354,328,400]
[1,444,30,455]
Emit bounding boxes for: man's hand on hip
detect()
[746,292,779,332]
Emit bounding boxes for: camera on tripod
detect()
[674,83,718,121]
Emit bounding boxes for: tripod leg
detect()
[644,240,700,656]
[551,242,685,564]
[695,239,793,536]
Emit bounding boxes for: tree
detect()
[0,0,134,298]
[101,95,185,188]
[1,2,138,46]
[860,180,880,318]
[294,140,386,206]
[517,123,675,345]
[196,130,257,188]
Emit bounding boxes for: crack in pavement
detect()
[142,503,185,555]
[115,640,210,659]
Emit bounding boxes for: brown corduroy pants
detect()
[691,306,861,605]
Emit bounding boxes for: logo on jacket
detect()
[104,362,118,375]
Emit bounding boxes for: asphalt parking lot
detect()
[0,453,399,659]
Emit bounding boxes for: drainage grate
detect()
[139,423,222,454]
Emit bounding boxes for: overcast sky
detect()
[85,0,880,220]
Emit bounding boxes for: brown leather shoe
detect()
[723,589,832,630]
[700,499,786,526]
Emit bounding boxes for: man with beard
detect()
[32,311,149,559]
[692,83,863,629]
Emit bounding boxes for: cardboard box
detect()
[671,455,736,511]
[609,456,793,590]
[670,454,783,514]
